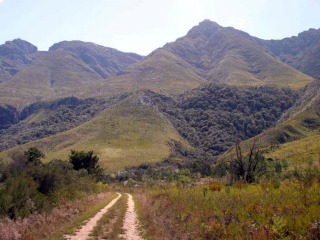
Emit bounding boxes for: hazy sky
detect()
[1,0,319,55]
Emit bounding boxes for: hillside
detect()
[0,40,142,108]
[224,25,320,80]
[220,80,320,167]
[0,92,189,171]
[0,96,113,150]
[149,84,297,158]
[86,48,207,97]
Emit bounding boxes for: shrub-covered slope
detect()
[0,92,189,171]
[147,84,297,157]
[0,97,114,150]
[221,80,320,167]
[0,83,298,168]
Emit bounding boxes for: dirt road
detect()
[121,193,143,240]
[65,192,122,240]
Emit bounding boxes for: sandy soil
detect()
[65,192,122,240]
[121,193,143,240]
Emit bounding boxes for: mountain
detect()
[1,20,320,170]
[1,20,314,109]
[85,20,313,98]
[218,24,320,80]
[163,20,312,88]
[258,28,320,79]
[0,39,37,83]
[0,40,142,108]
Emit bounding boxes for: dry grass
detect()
[134,180,320,239]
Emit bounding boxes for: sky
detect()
[0,0,320,55]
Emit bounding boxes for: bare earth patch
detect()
[65,192,121,240]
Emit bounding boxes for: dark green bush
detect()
[0,148,103,219]
[69,150,103,180]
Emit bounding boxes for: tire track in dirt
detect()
[120,193,143,240]
[65,192,122,240]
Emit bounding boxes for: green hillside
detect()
[220,80,320,167]
[0,92,189,171]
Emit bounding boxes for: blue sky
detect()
[1,0,319,55]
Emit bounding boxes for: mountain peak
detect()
[48,40,96,52]
[186,19,222,38]
[4,39,38,54]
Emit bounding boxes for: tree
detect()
[25,147,45,165]
[69,150,103,179]
[229,139,268,183]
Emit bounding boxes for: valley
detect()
[1,19,320,239]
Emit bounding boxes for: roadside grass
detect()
[136,179,320,239]
[90,194,128,240]
[0,192,114,240]
[48,192,117,240]
[134,193,155,240]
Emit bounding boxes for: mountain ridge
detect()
[0,40,143,108]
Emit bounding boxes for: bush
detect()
[69,150,103,179]
[0,148,102,219]
[0,175,46,219]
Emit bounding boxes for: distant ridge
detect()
[0,40,142,108]
[0,20,317,109]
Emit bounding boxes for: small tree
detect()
[229,139,268,183]
[69,150,103,179]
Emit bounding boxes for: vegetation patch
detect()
[136,174,320,239]
[151,84,297,157]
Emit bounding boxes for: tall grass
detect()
[137,179,320,239]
